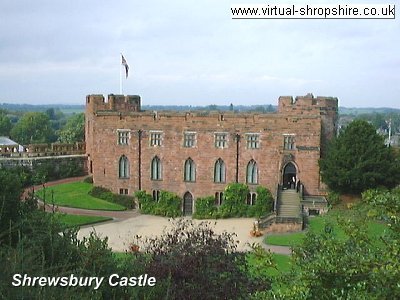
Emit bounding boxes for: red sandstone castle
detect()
[85,93,338,215]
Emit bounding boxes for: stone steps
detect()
[277,190,301,218]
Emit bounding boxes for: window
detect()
[215,133,228,148]
[119,155,129,178]
[118,130,130,145]
[152,190,160,202]
[246,160,258,184]
[214,158,226,183]
[119,188,128,195]
[215,192,224,206]
[184,158,196,182]
[151,156,162,180]
[184,132,196,148]
[150,131,162,146]
[284,135,295,150]
[246,134,260,149]
[247,193,257,205]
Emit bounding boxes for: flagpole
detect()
[119,57,123,94]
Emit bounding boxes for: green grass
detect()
[264,210,388,247]
[246,252,293,278]
[36,181,126,211]
[55,213,112,227]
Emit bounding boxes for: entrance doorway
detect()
[283,162,297,189]
[183,192,193,215]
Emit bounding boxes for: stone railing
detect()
[0,142,86,157]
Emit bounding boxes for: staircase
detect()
[277,189,301,219]
[258,187,303,229]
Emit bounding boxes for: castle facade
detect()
[85,93,338,214]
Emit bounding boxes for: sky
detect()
[0,0,399,108]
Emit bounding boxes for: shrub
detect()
[327,190,341,206]
[135,190,181,217]
[219,183,249,217]
[193,196,218,219]
[83,175,93,184]
[131,219,269,299]
[251,186,274,218]
[89,186,135,209]
[156,191,181,217]
[135,191,156,214]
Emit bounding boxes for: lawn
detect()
[36,181,126,211]
[55,213,113,227]
[264,210,388,247]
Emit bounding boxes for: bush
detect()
[193,196,218,219]
[135,190,181,217]
[89,186,135,209]
[135,191,156,214]
[327,190,341,206]
[219,183,249,218]
[250,186,274,218]
[131,219,269,299]
[83,175,93,183]
[155,191,181,217]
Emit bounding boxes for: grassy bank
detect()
[36,181,126,211]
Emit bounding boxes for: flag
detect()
[121,54,129,78]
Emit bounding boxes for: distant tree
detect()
[58,113,85,143]
[0,110,12,136]
[320,119,400,194]
[10,112,54,144]
[207,104,218,111]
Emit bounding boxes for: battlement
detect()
[86,94,141,113]
[278,93,338,114]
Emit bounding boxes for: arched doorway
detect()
[283,162,297,189]
[183,192,193,216]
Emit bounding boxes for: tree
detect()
[257,189,400,300]
[319,119,400,194]
[10,112,54,144]
[0,110,12,136]
[0,169,22,246]
[57,113,85,143]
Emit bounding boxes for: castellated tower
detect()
[85,93,338,215]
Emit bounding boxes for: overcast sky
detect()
[0,0,398,107]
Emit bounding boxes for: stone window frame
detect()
[149,130,163,147]
[246,192,257,205]
[152,190,160,202]
[215,191,224,206]
[214,158,226,183]
[119,188,128,195]
[118,155,130,179]
[183,131,197,148]
[283,134,296,150]
[117,129,130,145]
[245,133,260,149]
[246,159,258,184]
[214,132,228,148]
[151,156,162,181]
[184,158,196,182]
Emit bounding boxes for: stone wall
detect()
[86,94,338,201]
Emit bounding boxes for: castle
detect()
[85,93,338,215]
